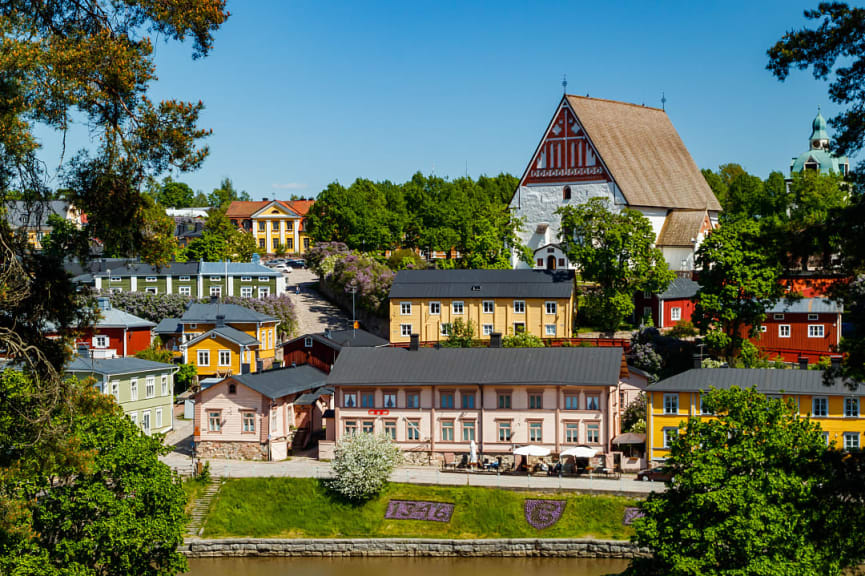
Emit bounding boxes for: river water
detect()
[185,557,629,576]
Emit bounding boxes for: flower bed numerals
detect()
[385,500,454,522]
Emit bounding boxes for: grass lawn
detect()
[203,477,637,540]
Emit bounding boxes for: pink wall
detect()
[195,380,267,444]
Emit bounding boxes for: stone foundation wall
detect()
[196,440,267,460]
[181,538,650,559]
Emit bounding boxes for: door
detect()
[546,255,556,270]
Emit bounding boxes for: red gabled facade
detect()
[75,326,153,358]
[282,336,340,374]
[753,310,842,363]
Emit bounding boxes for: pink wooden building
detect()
[193,364,330,460]
[323,346,634,468]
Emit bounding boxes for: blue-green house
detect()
[790,109,850,176]
[66,356,177,435]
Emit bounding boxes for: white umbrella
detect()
[560,446,598,458]
[513,445,551,457]
[469,440,478,464]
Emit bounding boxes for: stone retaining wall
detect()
[181,538,650,559]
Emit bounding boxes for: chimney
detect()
[489,332,503,349]
[409,333,420,351]
[77,344,90,359]
[215,314,226,328]
[799,356,809,370]
[831,356,842,371]
[693,354,702,369]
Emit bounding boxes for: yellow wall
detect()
[182,320,278,371]
[186,334,255,377]
[647,390,865,460]
[250,205,304,255]
[388,296,574,343]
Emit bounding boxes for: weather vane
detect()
[562,74,567,94]
[661,92,667,111]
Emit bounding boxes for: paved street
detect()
[283,268,351,335]
[161,451,663,495]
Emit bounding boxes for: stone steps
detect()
[186,476,222,538]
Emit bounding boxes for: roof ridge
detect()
[566,94,665,113]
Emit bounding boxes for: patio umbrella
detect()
[560,446,598,458]
[513,445,551,457]
[469,440,478,465]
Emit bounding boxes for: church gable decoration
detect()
[522,104,611,186]
[251,200,300,218]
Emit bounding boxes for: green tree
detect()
[157,177,195,208]
[174,363,197,394]
[442,318,476,348]
[621,393,646,433]
[207,177,250,208]
[0,2,226,571]
[191,191,210,207]
[693,219,786,360]
[701,168,728,206]
[557,198,675,332]
[135,343,173,363]
[0,371,188,575]
[627,387,864,576]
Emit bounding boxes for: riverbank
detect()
[181,537,648,558]
[199,478,638,540]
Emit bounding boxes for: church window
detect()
[563,186,572,200]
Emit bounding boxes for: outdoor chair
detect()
[441,452,457,471]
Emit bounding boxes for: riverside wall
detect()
[181,538,650,559]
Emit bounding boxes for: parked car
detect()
[265,259,285,268]
[636,466,674,482]
[285,259,306,269]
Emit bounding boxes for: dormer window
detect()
[471,285,481,292]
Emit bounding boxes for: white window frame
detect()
[452,301,464,314]
[110,287,122,294]
[155,407,163,429]
[210,276,222,281]
[774,313,785,320]
[808,313,819,321]
[178,286,191,296]
[93,335,109,349]
[240,286,253,298]
[161,375,168,396]
[845,397,860,418]
[513,321,526,334]
[760,326,767,333]
[400,302,412,315]
[258,286,270,298]
[258,276,269,282]
[671,307,682,321]
[513,300,526,314]
[218,349,231,367]
[145,276,157,282]
[482,324,494,336]
[400,323,412,337]
[429,301,441,315]
[545,324,556,336]
[210,286,222,297]
[110,276,121,282]
[197,350,210,367]
[812,396,828,417]
[141,409,150,433]
[145,287,158,295]
[145,376,155,399]
[130,378,138,401]
[808,325,825,338]
[304,337,313,348]
[440,323,452,337]
[482,300,494,314]
[178,275,190,282]
[241,276,252,282]
[586,423,600,444]
[844,432,860,450]
[662,427,677,448]
[663,393,678,414]
[545,301,557,315]
[779,325,791,338]
[111,381,119,402]
[129,412,138,427]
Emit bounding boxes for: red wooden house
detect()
[753,297,842,362]
[281,328,389,374]
[80,298,155,358]
[634,277,700,329]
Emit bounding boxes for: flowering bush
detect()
[629,342,663,381]
[306,242,350,275]
[328,433,402,502]
[101,291,298,340]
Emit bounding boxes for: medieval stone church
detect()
[509,95,721,272]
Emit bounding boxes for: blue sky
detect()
[39,1,847,199]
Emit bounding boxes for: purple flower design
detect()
[385,500,454,523]
[524,499,566,530]
[623,506,645,525]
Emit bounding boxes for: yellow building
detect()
[646,368,865,461]
[5,200,84,250]
[226,199,313,255]
[179,303,279,377]
[388,269,575,344]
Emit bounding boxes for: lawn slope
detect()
[203,478,636,540]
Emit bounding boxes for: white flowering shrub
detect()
[328,433,402,501]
